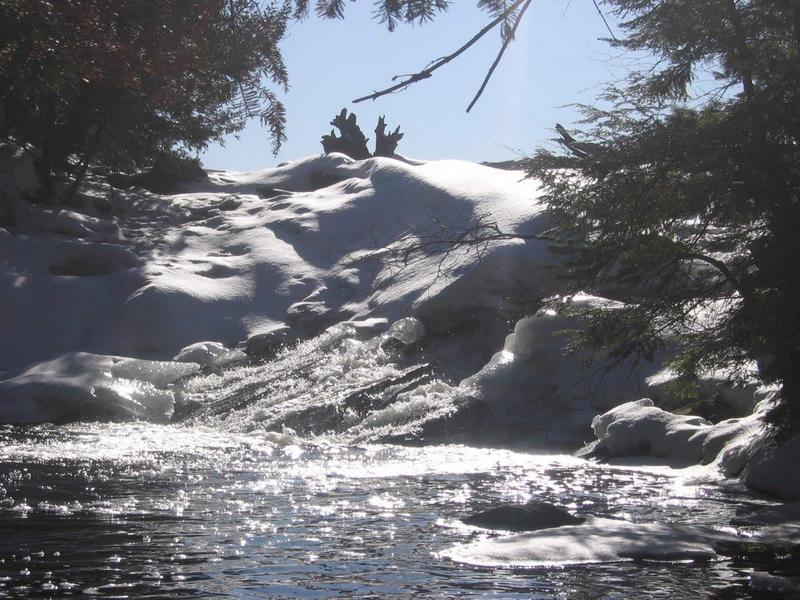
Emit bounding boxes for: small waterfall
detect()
[176,321,469,443]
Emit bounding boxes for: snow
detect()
[1,152,546,377]
[441,516,737,567]
[744,433,800,499]
[0,147,787,497]
[589,398,758,463]
[0,353,199,423]
[173,341,246,369]
[455,295,661,444]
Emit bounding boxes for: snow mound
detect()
[744,433,800,499]
[0,353,199,423]
[455,295,661,445]
[442,516,736,567]
[590,399,757,463]
[2,154,547,376]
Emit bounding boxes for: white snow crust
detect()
[442,516,734,567]
[0,353,198,422]
[443,516,800,568]
[2,153,547,375]
[590,398,757,463]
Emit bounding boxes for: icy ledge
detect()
[0,353,199,423]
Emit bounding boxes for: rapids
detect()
[2,327,799,598]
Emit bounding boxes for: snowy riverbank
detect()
[1,146,798,498]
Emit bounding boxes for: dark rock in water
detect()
[463,501,585,532]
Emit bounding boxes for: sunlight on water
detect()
[0,423,788,598]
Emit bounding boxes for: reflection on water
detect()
[0,423,793,598]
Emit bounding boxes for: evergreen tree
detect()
[523,1,800,429]
[0,0,290,195]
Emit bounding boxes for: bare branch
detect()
[466,0,533,112]
[352,0,527,104]
[591,0,617,41]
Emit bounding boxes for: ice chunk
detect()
[242,325,294,355]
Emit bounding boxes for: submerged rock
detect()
[463,501,585,532]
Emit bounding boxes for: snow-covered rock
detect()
[442,516,737,567]
[1,154,547,377]
[744,434,800,499]
[173,341,246,369]
[442,515,800,568]
[454,295,661,444]
[0,353,199,423]
[589,398,756,463]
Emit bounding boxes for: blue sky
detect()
[201,1,621,170]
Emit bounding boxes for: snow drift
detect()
[1,152,550,375]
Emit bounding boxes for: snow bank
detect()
[743,433,800,499]
[1,153,547,378]
[0,353,199,423]
[454,295,661,445]
[589,398,757,463]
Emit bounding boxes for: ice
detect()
[0,353,199,423]
[442,516,736,567]
[589,399,758,464]
[385,317,425,345]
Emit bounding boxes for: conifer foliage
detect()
[0,0,291,195]
[0,0,524,197]
[525,0,800,428]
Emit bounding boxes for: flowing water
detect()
[1,327,797,598]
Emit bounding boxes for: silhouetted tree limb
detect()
[466,0,533,113]
[352,0,527,106]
